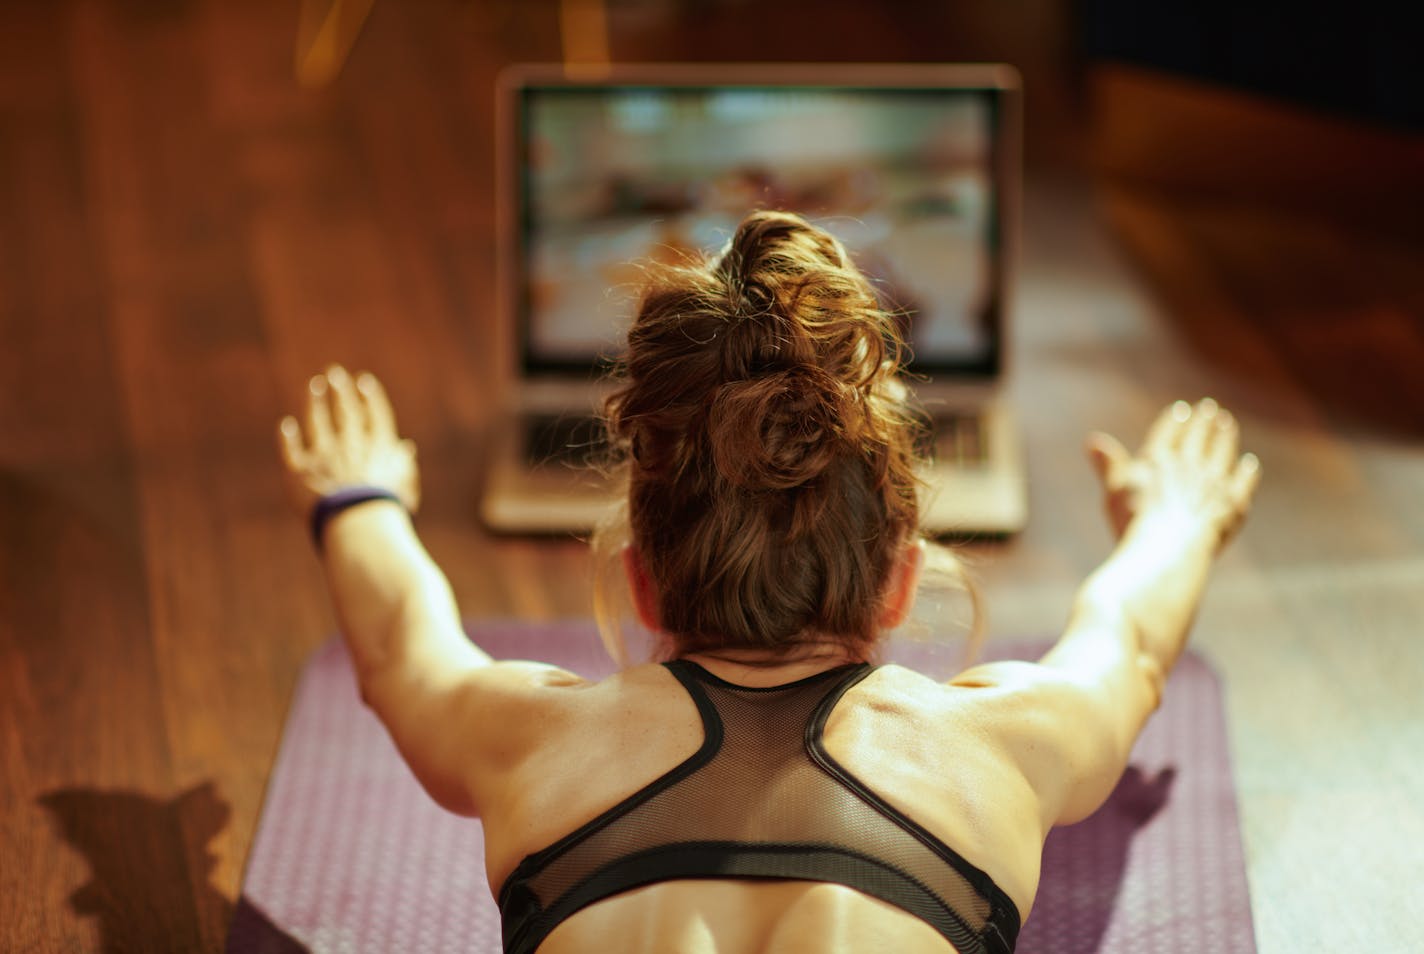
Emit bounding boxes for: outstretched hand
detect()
[277,366,421,518]
[1085,398,1259,550]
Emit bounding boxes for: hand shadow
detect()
[1016,765,1177,954]
[39,781,307,954]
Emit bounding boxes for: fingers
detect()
[1204,406,1240,473]
[1231,451,1262,510]
[1180,397,1219,460]
[1215,450,1261,547]
[277,415,305,467]
[1146,398,1239,465]
[305,365,392,444]
[358,371,398,440]
[305,374,334,451]
[325,364,370,436]
[1143,400,1192,456]
[1084,431,1130,488]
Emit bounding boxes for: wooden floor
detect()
[2,2,1421,951]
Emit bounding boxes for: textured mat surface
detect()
[228,622,1255,953]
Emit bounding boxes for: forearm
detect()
[1026,400,1256,826]
[1056,509,1221,683]
[319,501,489,683]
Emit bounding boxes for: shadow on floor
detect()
[38,781,306,954]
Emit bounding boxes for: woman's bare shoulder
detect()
[896,656,1144,829]
[880,658,1115,762]
[457,659,683,747]
[857,658,1074,709]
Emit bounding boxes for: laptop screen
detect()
[510,70,1016,380]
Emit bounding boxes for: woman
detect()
[278,211,1259,953]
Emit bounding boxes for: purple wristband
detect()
[309,486,404,549]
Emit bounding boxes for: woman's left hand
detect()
[277,365,421,517]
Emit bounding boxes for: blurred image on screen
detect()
[522,85,997,369]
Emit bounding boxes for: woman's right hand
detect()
[277,366,421,520]
[1084,398,1260,550]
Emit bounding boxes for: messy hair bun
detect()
[600,210,927,657]
[707,364,860,492]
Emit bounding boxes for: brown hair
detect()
[596,211,975,662]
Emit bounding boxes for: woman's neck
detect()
[679,640,867,687]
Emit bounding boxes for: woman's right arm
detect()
[953,398,1260,828]
[279,367,585,818]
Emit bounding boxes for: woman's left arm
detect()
[278,366,579,816]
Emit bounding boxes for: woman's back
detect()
[477,656,1049,954]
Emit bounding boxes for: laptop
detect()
[481,63,1026,537]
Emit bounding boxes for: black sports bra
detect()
[497,659,1021,953]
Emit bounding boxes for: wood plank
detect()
[0,5,187,951]
[63,6,311,948]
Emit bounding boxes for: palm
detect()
[277,366,421,517]
[1086,399,1259,550]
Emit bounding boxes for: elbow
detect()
[1134,652,1166,713]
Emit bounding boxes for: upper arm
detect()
[360,639,586,818]
[951,636,1162,829]
[315,501,588,817]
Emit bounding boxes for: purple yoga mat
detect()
[228,622,1256,953]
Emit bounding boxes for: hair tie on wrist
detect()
[310,486,405,549]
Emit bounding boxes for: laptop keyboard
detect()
[918,412,989,467]
[524,414,609,467]
[525,412,985,469]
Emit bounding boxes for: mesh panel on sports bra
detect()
[498,660,1019,954]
